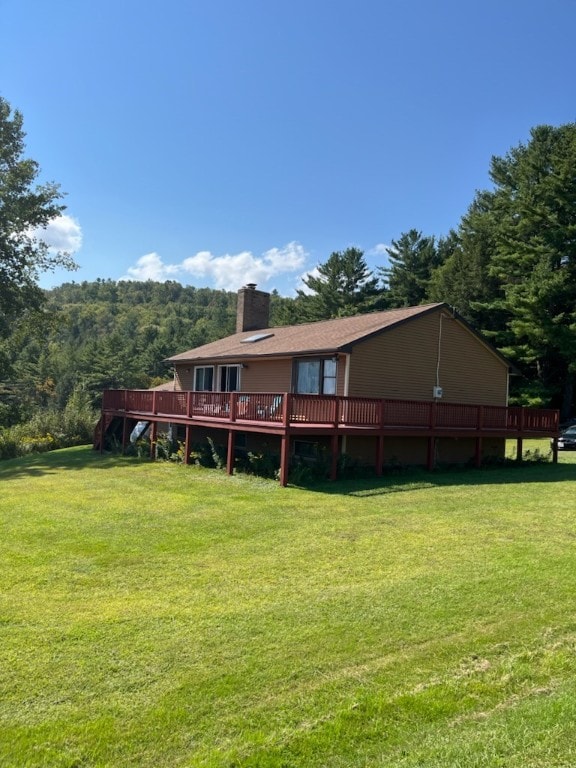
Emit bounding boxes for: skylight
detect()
[240,332,274,343]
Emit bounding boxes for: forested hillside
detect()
[0,280,299,426]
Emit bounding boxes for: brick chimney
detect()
[236,284,271,333]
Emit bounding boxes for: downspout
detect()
[342,353,351,454]
[343,353,351,397]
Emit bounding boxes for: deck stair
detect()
[93,414,124,451]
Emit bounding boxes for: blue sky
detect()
[1,0,574,296]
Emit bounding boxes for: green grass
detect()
[1,445,576,767]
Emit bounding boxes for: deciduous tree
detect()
[0,97,75,338]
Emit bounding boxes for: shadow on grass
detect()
[3,445,576,498]
[0,445,148,479]
[294,460,576,497]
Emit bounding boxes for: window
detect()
[194,366,214,391]
[218,365,241,392]
[294,358,338,395]
[293,440,318,459]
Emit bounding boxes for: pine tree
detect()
[297,247,382,320]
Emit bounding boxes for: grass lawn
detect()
[1,445,576,767]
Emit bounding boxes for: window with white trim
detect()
[218,364,241,392]
[194,366,214,391]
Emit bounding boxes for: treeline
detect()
[1,281,229,425]
[0,279,300,426]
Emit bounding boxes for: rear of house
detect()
[97,284,558,482]
[165,285,512,470]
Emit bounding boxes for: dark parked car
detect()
[553,425,576,450]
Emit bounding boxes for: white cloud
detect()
[296,265,321,295]
[121,241,308,291]
[35,214,83,253]
[367,242,390,257]
[122,252,181,281]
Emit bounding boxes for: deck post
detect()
[475,437,482,468]
[516,437,523,462]
[229,392,238,422]
[477,405,484,431]
[427,437,435,470]
[186,391,192,419]
[149,421,158,460]
[282,393,291,427]
[376,434,384,476]
[184,425,192,465]
[121,417,129,453]
[330,433,339,481]
[429,401,437,430]
[279,434,290,487]
[226,431,235,475]
[552,438,558,464]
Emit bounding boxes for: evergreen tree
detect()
[448,124,576,417]
[297,247,382,320]
[381,230,442,308]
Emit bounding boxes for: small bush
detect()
[244,448,279,479]
[154,433,182,462]
[206,437,226,469]
[0,431,20,460]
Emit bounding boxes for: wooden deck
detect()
[96,389,560,484]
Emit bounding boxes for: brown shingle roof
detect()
[167,303,446,363]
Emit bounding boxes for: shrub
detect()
[0,430,20,460]
[0,385,99,462]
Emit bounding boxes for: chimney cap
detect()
[245,283,257,290]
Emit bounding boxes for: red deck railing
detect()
[101,390,559,436]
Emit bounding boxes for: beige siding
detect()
[175,358,293,393]
[174,366,194,390]
[175,356,346,395]
[241,358,292,392]
[348,309,509,405]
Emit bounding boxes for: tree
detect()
[427,214,505,333]
[297,247,383,321]
[451,124,576,417]
[380,230,443,308]
[0,97,76,338]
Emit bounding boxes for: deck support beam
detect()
[227,430,235,476]
[121,417,129,453]
[330,434,339,481]
[516,437,523,462]
[475,437,482,468]
[279,434,290,487]
[427,437,435,471]
[184,425,192,465]
[149,422,158,460]
[376,434,384,476]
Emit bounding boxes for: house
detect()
[96,284,559,484]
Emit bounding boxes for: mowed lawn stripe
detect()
[0,446,575,766]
